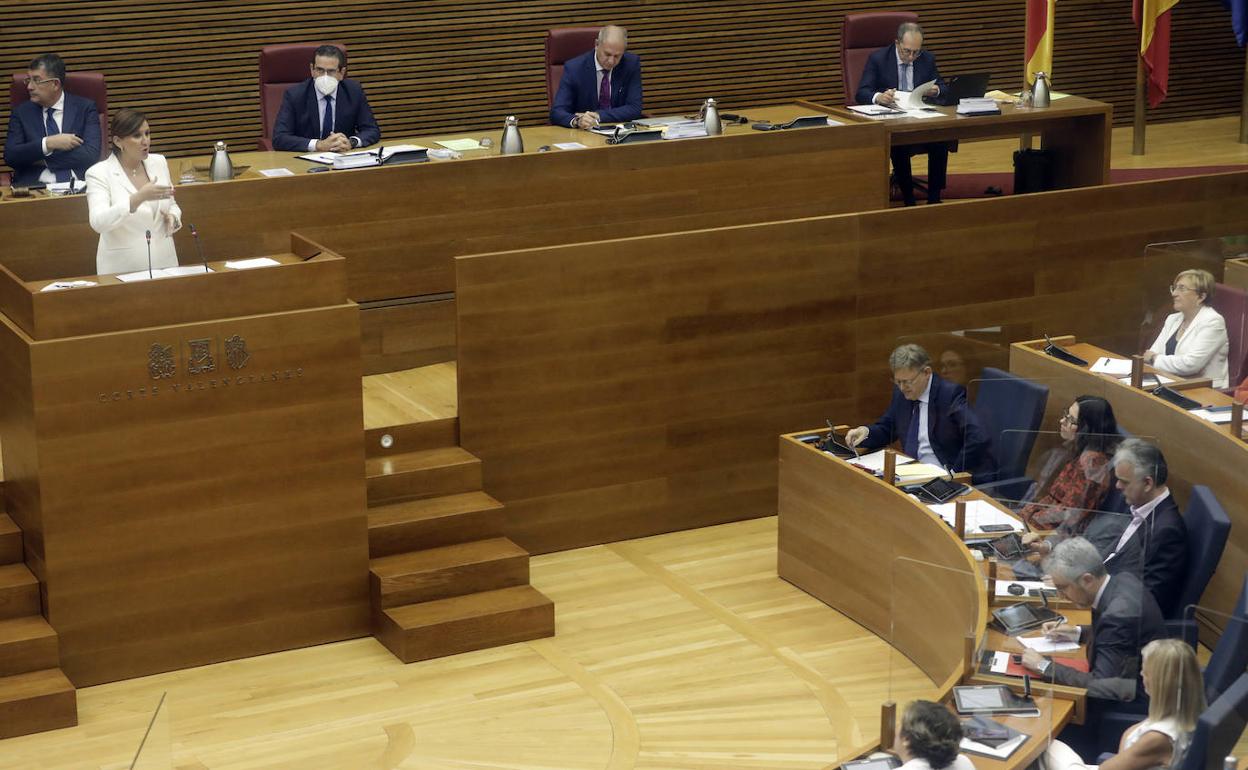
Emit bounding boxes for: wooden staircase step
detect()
[0,563,39,620]
[368,491,504,556]
[0,668,77,739]
[374,585,554,664]
[365,447,482,505]
[0,514,20,565]
[0,616,59,678]
[370,537,529,608]
[365,418,459,458]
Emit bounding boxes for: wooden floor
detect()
[362,362,458,429]
[0,517,937,769]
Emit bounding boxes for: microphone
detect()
[145,230,153,279]
[189,224,209,273]
[1023,673,1032,699]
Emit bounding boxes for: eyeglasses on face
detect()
[312,66,341,77]
[1169,284,1195,294]
[27,76,60,88]
[892,369,927,388]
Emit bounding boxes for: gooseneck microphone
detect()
[189,224,209,273]
[145,230,153,279]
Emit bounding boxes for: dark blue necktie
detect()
[321,95,334,139]
[903,399,920,457]
[45,108,70,183]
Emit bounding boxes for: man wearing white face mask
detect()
[272,44,381,153]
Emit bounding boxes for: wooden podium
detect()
[0,233,369,696]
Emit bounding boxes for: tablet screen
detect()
[956,687,1007,710]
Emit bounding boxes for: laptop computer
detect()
[936,73,992,106]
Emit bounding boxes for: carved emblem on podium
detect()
[225,335,251,370]
[147,344,175,380]
[187,338,216,375]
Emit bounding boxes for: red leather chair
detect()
[257,42,347,151]
[5,71,109,186]
[840,12,917,106]
[1212,282,1248,387]
[545,27,599,113]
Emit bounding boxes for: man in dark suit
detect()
[1023,537,1165,759]
[846,343,996,483]
[272,45,381,153]
[550,25,643,129]
[855,23,949,206]
[1103,439,1188,618]
[3,53,100,186]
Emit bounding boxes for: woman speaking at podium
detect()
[85,108,180,275]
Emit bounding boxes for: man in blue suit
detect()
[855,23,949,206]
[4,53,100,186]
[846,344,997,483]
[272,45,381,153]
[550,25,643,129]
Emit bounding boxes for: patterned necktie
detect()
[45,108,70,183]
[598,70,611,110]
[321,95,334,139]
[903,400,921,457]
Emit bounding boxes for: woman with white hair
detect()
[1142,268,1229,388]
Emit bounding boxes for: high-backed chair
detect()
[1203,574,1248,702]
[1211,282,1247,386]
[1177,672,1248,770]
[544,27,599,113]
[1168,486,1231,629]
[257,42,347,151]
[971,368,1049,487]
[5,71,109,186]
[840,12,917,106]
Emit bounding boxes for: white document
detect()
[116,270,156,283]
[224,258,280,270]
[929,499,1025,534]
[1017,635,1080,654]
[850,449,915,473]
[662,121,709,139]
[1090,356,1133,376]
[258,168,295,177]
[961,733,1028,759]
[161,265,214,277]
[825,118,845,126]
[1191,408,1235,424]
[553,142,588,150]
[894,79,937,110]
[116,266,214,282]
[297,151,341,164]
[847,103,901,116]
[994,579,1051,598]
[895,462,949,480]
[39,280,97,292]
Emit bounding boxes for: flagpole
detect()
[1133,27,1147,155]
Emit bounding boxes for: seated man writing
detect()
[550,25,643,129]
[846,343,996,483]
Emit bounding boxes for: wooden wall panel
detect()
[0,0,1239,160]
[455,172,1248,625]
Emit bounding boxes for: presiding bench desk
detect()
[821,95,1112,190]
[1010,337,1248,638]
[0,104,889,373]
[776,433,1079,768]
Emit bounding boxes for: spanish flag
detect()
[1134,0,1181,107]
[1025,0,1056,87]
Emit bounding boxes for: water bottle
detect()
[1032,72,1051,109]
[208,141,233,182]
[703,98,722,136]
[500,115,524,155]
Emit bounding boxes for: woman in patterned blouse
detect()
[1017,395,1120,531]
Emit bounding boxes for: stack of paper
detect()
[929,500,1025,533]
[956,98,1001,116]
[39,280,97,292]
[1016,635,1079,654]
[1191,407,1234,424]
[662,121,709,139]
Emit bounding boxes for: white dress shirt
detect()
[39,92,66,184]
[914,375,941,468]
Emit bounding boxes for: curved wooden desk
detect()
[776,434,1075,769]
[1010,337,1247,636]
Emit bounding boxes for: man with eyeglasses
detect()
[4,53,101,187]
[855,22,949,206]
[272,44,381,153]
[845,343,997,483]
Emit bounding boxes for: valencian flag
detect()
[1133,0,1181,108]
[1025,0,1056,86]
[1223,0,1247,46]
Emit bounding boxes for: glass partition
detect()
[129,691,171,770]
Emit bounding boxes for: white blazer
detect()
[1148,305,1230,388]
[85,153,181,275]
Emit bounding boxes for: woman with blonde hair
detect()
[1042,638,1205,770]
[1143,269,1229,388]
